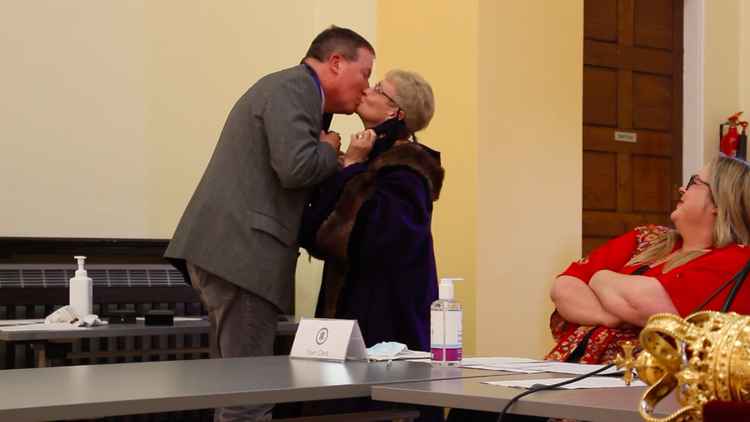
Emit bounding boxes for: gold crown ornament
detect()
[615,312,750,422]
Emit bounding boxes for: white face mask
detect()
[366,341,407,358]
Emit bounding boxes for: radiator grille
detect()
[0,265,185,288]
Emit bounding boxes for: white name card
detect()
[290,318,367,361]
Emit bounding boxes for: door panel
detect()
[632,155,672,213]
[634,0,673,49]
[633,73,672,131]
[585,0,617,42]
[582,0,683,255]
[583,151,618,211]
[583,67,618,127]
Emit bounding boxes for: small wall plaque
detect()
[614,131,637,143]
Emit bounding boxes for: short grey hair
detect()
[386,70,435,134]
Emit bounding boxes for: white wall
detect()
[0,0,375,317]
[0,1,147,238]
[1,0,375,242]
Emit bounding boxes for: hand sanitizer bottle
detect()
[430,277,463,365]
[69,256,93,317]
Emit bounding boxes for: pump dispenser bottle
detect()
[430,277,463,365]
[69,256,93,317]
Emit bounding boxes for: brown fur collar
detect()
[315,142,444,262]
[371,142,444,200]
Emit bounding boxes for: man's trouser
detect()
[187,263,279,422]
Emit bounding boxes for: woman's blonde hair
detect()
[386,69,435,134]
[628,155,750,272]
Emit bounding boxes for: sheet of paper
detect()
[516,362,623,375]
[461,357,621,375]
[0,319,44,327]
[461,357,542,366]
[484,376,645,389]
[461,357,545,372]
[0,322,89,331]
[462,365,547,373]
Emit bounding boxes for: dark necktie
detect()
[321,112,333,132]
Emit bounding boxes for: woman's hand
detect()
[341,129,376,167]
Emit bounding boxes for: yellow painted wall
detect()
[476,1,583,357]
[705,0,740,161]
[377,0,480,355]
[739,1,750,125]
[377,0,582,358]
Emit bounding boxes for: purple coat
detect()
[299,139,444,351]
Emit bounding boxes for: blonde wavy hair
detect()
[386,69,435,134]
[628,155,750,272]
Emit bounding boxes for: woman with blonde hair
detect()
[299,69,443,352]
[547,154,750,364]
[448,155,750,422]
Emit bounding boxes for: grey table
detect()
[0,318,298,367]
[0,355,497,421]
[372,372,680,422]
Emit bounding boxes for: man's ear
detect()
[328,53,343,75]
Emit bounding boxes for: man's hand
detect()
[320,130,341,152]
[342,129,376,167]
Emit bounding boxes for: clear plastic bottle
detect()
[430,277,463,365]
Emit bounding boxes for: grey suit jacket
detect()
[165,64,338,313]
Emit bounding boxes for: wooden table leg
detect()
[31,342,48,368]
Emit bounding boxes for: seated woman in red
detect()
[547,155,750,364]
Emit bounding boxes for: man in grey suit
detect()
[165,26,375,421]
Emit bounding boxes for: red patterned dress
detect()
[545,225,750,363]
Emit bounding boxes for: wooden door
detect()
[582,0,683,254]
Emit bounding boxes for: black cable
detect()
[690,257,750,312]
[495,256,750,422]
[693,270,743,312]
[721,257,750,312]
[495,363,616,422]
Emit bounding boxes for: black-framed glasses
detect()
[373,82,401,109]
[686,174,715,201]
